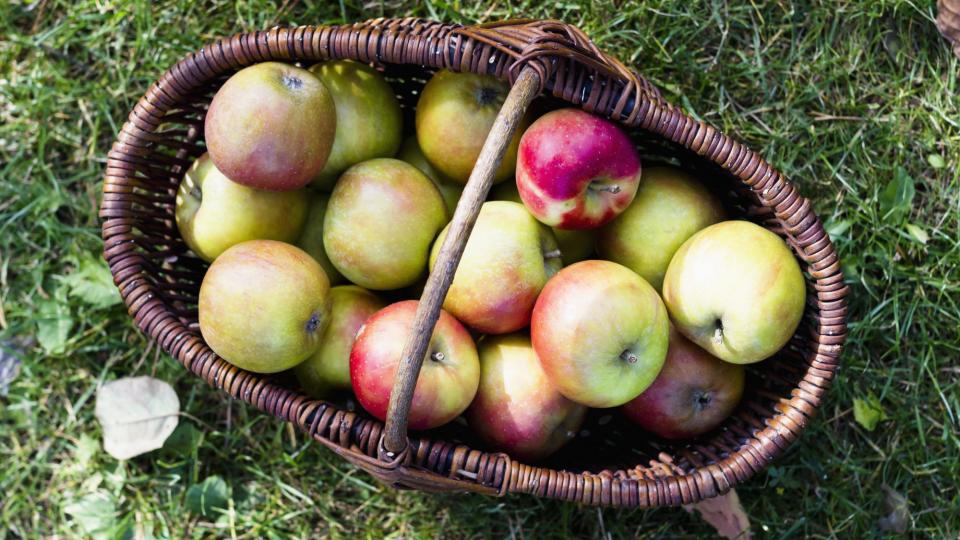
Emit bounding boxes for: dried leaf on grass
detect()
[685,489,752,539]
[95,376,179,460]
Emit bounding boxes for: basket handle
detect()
[379,66,542,458]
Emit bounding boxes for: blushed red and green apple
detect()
[295,191,344,285]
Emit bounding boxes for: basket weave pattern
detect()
[100,18,848,507]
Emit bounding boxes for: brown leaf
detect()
[938,0,960,59]
[877,485,910,534]
[684,489,752,539]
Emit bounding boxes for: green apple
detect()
[415,70,528,184]
[467,333,586,461]
[397,136,463,217]
[205,62,335,190]
[175,153,308,262]
[294,285,385,397]
[430,201,561,334]
[598,166,724,291]
[295,191,344,285]
[324,158,447,290]
[489,181,595,264]
[198,240,331,373]
[308,60,403,189]
[531,260,669,408]
[662,220,806,364]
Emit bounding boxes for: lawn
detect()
[1,0,958,537]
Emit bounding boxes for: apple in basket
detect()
[308,60,403,189]
[516,108,642,230]
[295,191,344,286]
[430,201,562,335]
[622,326,745,440]
[175,153,308,262]
[467,333,586,461]
[198,240,331,373]
[294,285,386,398]
[350,300,480,430]
[662,220,807,364]
[397,136,463,217]
[205,62,336,191]
[598,165,725,292]
[532,260,669,408]
[323,158,447,290]
[415,70,528,184]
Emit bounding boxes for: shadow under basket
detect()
[99,18,848,507]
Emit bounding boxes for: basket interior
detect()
[121,60,820,479]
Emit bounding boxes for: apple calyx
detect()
[305,312,324,333]
[712,319,724,345]
[588,180,622,195]
[281,74,304,90]
[475,85,502,106]
[693,390,713,411]
[543,249,563,260]
[430,351,445,362]
[619,349,639,364]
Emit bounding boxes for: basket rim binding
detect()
[99,17,848,508]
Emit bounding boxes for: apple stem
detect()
[619,350,638,364]
[430,351,445,362]
[543,249,562,259]
[590,183,621,194]
[713,325,723,345]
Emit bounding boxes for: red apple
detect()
[467,333,586,461]
[516,108,641,230]
[622,327,745,440]
[350,301,479,430]
[205,62,336,191]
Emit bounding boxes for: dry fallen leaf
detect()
[877,485,910,534]
[685,489,752,539]
[95,376,179,460]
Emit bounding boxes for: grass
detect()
[1,0,958,537]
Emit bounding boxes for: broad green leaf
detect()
[853,395,887,431]
[36,298,74,354]
[63,491,118,540]
[186,475,230,518]
[162,422,202,457]
[926,154,945,169]
[95,376,179,460]
[879,167,915,222]
[904,223,928,245]
[825,219,851,240]
[58,256,121,309]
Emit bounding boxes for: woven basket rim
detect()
[99,17,848,508]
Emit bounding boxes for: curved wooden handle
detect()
[380,66,542,457]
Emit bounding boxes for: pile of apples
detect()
[182,60,806,462]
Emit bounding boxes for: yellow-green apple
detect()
[198,240,331,373]
[621,327,744,439]
[531,260,669,408]
[430,201,561,334]
[324,158,447,290]
[490,181,595,264]
[415,70,528,184]
[294,285,385,397]
[308,60,403,189]
[516,108,641,230]
[205,62,335,191]
[598,166,724,291]
[467,333,586,461]
[295,191,344,285]
[350,300,479,430]
[662,220,806,364]
[175,153,308,262]
[397,136,463,217]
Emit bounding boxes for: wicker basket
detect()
[99,18,848,507]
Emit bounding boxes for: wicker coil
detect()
[99,18,848,507]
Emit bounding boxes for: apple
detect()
[205,62,335,191]
[516,108,641,230]
[294,285,385,397]
[295,191,344,285]
[415,70,528,184]
[489,181,595,264]
[467,333,586,461]
[598,166,725,291]
[662,220,806,364]
[198,240,331,373]
[324,158,447,290]
[430,201,561,334]
[621,326,745,440]
[308,60,403,189]
[531,260,669,408]
[175,153,308,262]
[397,136,463,217]
[350,300,480,430]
